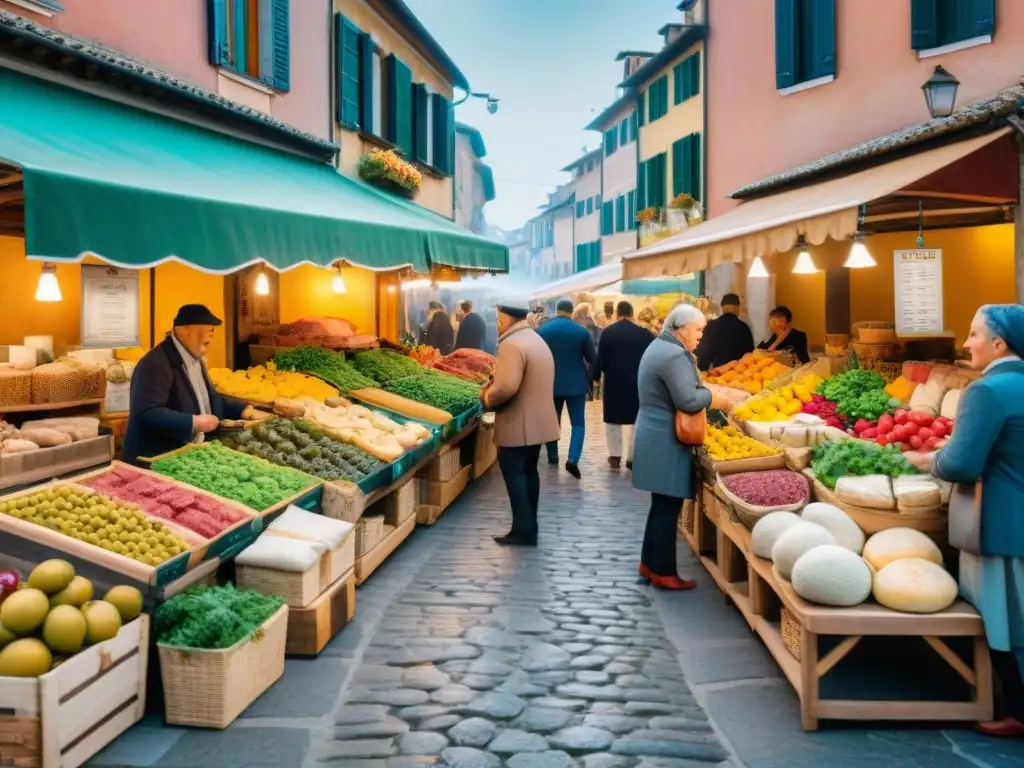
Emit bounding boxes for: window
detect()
[775,0,835,91]
[586,197,594,215]
[673,51,701,105]
[210,0,290,91]
[371,47,384,138]
[647,75,669,122]
[615,195,626,233]
[627,190,637,230]
[576,201,586,218]
[672,133,702,200]
[637,93,646,127]
[601,201,615,236]
[604,127,619,157]
[629,111,638,142]
[619,117,629,145]
[911,0,995,51]
[640,153,667,209]
[386,54,413,158]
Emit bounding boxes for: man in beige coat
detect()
[481,303,560,546]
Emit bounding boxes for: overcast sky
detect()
[404,0,677,232]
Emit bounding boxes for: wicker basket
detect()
[716,473,808,530]
[781,606,801,660]
[355,515,385,556]
[681,500,695,536]
[158,605,288,729]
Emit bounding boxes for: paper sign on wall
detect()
[893,249,943,336]
[81,265,141,348]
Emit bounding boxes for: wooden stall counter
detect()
[685,483,992,731]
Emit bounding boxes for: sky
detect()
[404,0,679,233]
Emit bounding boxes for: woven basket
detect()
[158,605,288,729]
[781,606,801,660]
[681,500,695,536]
[716,473,808,530]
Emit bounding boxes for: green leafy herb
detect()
[273,346,376,393]
[811,439,918,490]
[155,584,283,649]
[384,373,480,415]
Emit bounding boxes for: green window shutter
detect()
[811,0,836,79]
[575,244,583,272]
[637,164,648,211]
[627,190,636,229]
[232,0,247,72]
[690,51,701,97]
[258,0,290,91]
[972,0,995,37]
[336,14,363,129]
[601,201,614,236]
[690,133,702,202]
[672,62,683,105]
[413,84,430,164]
[207,0,229,66]
[586,197,594,215]
[637,93,646,127]
[604,128,618,156]
[576,201,584,218]
[775,0,799,89]
[432,93,454,174]
[359,34,374,135]
[386,54,413,158]
[910,0,938,49]
[629,110,638,141]
[651,153,667,208]
[619,117,629,144]
[671,137,685,198]
[615,195,625,232]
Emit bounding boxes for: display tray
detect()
[0,616,148,768]
[0,434,115,491]
[806,472,946,537]
[355,513,415,585]
[684,493,990,732]
[698,446,786,475]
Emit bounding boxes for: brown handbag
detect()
[675,408,707,446]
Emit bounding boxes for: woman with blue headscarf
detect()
[907,304,1024,737]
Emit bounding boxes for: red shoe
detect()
[650,574,697,591]
[638,562,652,580]
[975,717,1024,737]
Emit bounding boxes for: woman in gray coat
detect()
[633,304,729,590]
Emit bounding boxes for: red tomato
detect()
[909,411,934,426]
[894,409,909,425]
[897,442,910,452]
[909,435,924,450]
[917,427,935,441]
[875,435,890,446]
[862,428,878,439]
[903,422,920,437]
[931,421,949,437]
[877,414,895,434]
[923,436,941,451]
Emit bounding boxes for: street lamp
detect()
[454,90,500,114]
[922,65,959,119]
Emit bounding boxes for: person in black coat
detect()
[424,301,455,355]
[122,304,249,465]
[454,300,486,351]
[758,305,811,364]
[695,293,754,371]
[590,301,655,469]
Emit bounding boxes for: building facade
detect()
[564,148,602,272]
[454,122,495,235]
[333,0,463,217]
[587,82,639,264]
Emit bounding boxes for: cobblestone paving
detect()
[88,405,1024,768]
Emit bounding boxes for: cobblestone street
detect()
[90,406,1024,768]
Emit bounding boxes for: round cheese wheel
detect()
[791,545,872,607]
[862,528,942,571]
[750,511,802,560]
[771,522,836,580]
[872,558,958,614]
[801,502,865,554]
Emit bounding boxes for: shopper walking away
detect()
[596,301,615,329]
[695,293,754,371]
[123,304,251,465]
[574,304,602,350]
[454,300,486,351]
[538,300,596,479]
[758,305,810,364]
[481,303,560,547]
[424,301,455,355]
[632,304,731,590]
[591,301,655,470]
[906,304,1024,736]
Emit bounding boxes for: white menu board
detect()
[81,265,141,348]
[893,249,943,336]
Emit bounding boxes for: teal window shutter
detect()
[673,61,684,105]
[689,50,701,96]
[432,93,454,174]
[575,244,583,272]
[629,111,638,141]
[619,117,628,144]
[671,137,685,198]
[775,0,799,89]
[637,93,646,127]
[359,34,374,136]
[232,0,247,73]
[336,14,363,129]
[594,241,602,268]
[386,54,413,158]
[651,153,667,207]
[604,128,618,156]
[810,0,836,79]
[615,195,625,232]
[208,0,229,66]
[586,197,594,215]
[637,165,648,211]
[413,84,430,164]
[601,201,614,236]
[911,0,938,48]
[261,0,290,91]
[972,0,995,37]
[576,201,585,218]
[689,133,702,201]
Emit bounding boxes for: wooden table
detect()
[682,482,993,731]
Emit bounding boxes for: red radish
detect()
[923,436,941,451]
[877,414,895,434]
[897,442,910,452]
[909,435,924,450]
[876,435,889,446]
[918,427,936,441]
[932,421,949,437]
[862,428,878,439]
[909,411,934,426]
[903,422,920,437]
[894,409,909,425]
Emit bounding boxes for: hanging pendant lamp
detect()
[748,256,769,279]
[791,236,818,274]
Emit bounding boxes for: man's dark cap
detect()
[556,299,574,314]
[497,304,529,320]
[721,293,741,307]
[173,304,222,327]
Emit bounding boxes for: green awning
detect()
[0,69,507,274]
[621,275,702,296]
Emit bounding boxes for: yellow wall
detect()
[334,0,455,218]
[773,224,1016,349]
[0,236,228,368]
[638,40,704,167]
[278,264,378,335]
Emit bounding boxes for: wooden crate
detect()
[236,534,356,608]
[373,479,417,527]
[0,616,149,768]
[472,420,497,479]
[355,516,385,557]
[417,442,463,482]
[355,513,416,585]
[417,465,471,526]
[158,606,288,729]
[286,568,356,656]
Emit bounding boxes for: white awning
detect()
[622,129,1011,279]
[522,261,623,301]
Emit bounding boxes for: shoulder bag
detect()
[675,408,707,446]
[948,481,982,555]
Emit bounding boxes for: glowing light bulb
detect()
[332,273,347,294]
[792,249,818,274]
[844,238,876,269]
[748,256,769,279]
[255,270,270,296]
[35,265,62,302]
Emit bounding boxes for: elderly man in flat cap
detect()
[122,304,250,465]
[480,302,560,546]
